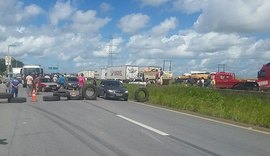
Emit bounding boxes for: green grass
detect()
[126,84,270,128]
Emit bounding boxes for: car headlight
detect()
[125,90,128,93]
[68,83,72,85]
[108,89,114,93]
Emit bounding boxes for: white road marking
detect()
[131,101,270,135]
[117,115,169,136]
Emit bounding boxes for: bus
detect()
[21,64,43,87]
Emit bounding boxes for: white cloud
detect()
[49,0,74,26]
[0,0,269,77]
[0,25,6,32]
[151,17,177,36]
[140,0,170,7]
[0,1,43,25]
[99,2,113,12]
[93,37,123,57]
[118,13,150,34]
[24,4,44,17]
[172,0,208,14]
[194,0,270,33]
[70,10,111,33]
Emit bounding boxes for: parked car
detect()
[64,77,79,90]
[98,80,128,101]
[39,77,60,92]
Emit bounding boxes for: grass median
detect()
[126,84,270,128]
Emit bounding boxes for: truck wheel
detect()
[43,96,60,101]
[135,88,149,102]
[82,84,97,100]
[8,97,27,103]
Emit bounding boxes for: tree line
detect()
[0,58,24,76]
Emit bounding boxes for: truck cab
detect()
[257,62,270,90]
[213,72,240,89]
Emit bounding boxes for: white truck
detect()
[21,64,43,87]
[78,70,95,78]
[94,68,106,80]
[12,67,22,78]
[138,66,173,85]
[106,65,139,82]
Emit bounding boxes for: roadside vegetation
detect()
[126,84,270,128]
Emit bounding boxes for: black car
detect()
[64,77,79,90]
[98,80,128,101]
[231,81,259,91]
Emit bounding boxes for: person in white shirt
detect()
[25,74,33,97]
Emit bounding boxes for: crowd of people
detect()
[185,76,215,88]
[3,74,41,97]
[2,73,92,97]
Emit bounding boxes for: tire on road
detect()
[134,88,149,102]
[8,97,27,103]
[43,96,60,101]
[69,95,82,100]
[0,93,13,99]
[82,84,97,100]
[53,91,70,97]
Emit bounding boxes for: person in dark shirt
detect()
[58,75,65,89]
[11,78,20,97]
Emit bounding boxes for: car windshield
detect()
[67,77,78,81]
[105,80,121,86]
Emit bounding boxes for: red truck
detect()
[257,62,270,91]
[211,62,270,91]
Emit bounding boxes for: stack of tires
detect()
[0,93,27,103]
[43,90,69,101]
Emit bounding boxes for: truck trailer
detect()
[106,65,139,82]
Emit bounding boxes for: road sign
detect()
[48,67,58,70]
[5,56,11,65]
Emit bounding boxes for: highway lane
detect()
[0,86,270,156]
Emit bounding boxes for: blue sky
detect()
[0,0,270,77]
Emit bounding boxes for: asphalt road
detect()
[1,84,270,156]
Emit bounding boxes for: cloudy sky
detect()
[0,0,270,77]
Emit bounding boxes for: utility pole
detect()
[108,37,116,67]
[5,44,17,78]
[163,60,172,71]
[218,64,226,72]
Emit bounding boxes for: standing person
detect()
[211,77,216,88]
[53,75,58,83]
[201,77,205,87]
[11,78,20,97]
[155,69,161,85]
[77,73,86,96]
[25,74,33,97]
[58,75,65,90]
[187,76,194,86]
[5,79,11,93]
[92,77,97,86]
[34,74,41,93]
